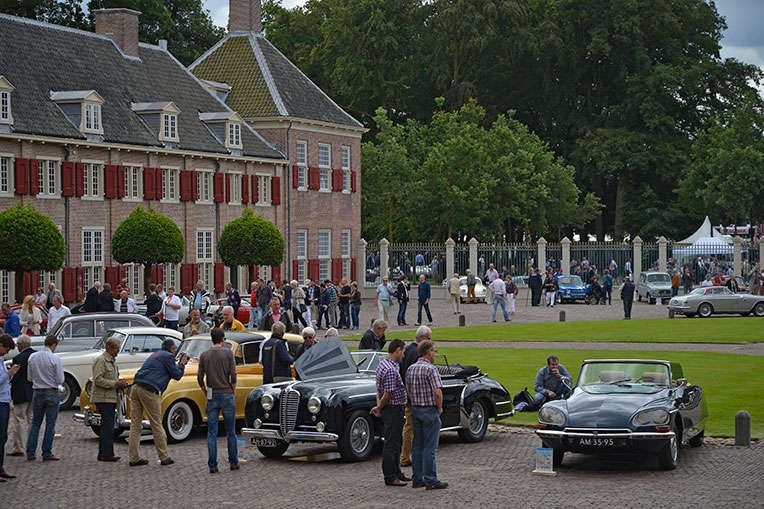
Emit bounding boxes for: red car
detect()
[209,297,251,324]
[0,303,49,333]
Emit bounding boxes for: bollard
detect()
[668,309,675,319]
[559,310,566,322]
[459,314,466,327]
[735,410,751,446]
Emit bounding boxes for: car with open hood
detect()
[242,337,513,462]
[535,359,707,470]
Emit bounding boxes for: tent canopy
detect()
[672,236,733,257]
[677,216,726,244]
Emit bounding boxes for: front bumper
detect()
[73,405,150,429]
[536,428,674,454]
[241,427,339,443]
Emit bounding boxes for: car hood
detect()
[559,284,587,291]
[646,283,672,289]
[289,373,376,401]
[57,349,102,365]
[560,388,671,428]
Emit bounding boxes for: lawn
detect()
[347,317,764,343]
[436,347,763,439]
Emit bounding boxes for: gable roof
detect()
[190,32,364,129]
[0,14,285,160]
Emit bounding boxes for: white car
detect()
[55,327,183,410]
[459,276,487,303]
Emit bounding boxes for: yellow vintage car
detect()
[74,330,303,442]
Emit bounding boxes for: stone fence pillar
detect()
[380,238,389,281]
[733,236,743,275]
[561,237,571,275]
[446,238,455,278]
[537,237,547,271]
[658,236,668,272]
[357,238,367,285]
[633,236,642,283]
[469,237,478,275]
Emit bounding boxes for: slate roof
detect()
[0,14,285,160]
[190,32,364,129]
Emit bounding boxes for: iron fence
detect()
[546,243,562,271]
[642,243,660,272]
[388,243,446,286]
[569,242,632,283]
[454,246,469,282]
[477,244,537,279]
[364,243,380,287]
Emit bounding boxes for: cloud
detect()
[720,45,764,69]
[204,0,305,28]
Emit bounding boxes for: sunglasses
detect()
[304,335,315,339]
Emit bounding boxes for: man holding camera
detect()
[532,355,571,407]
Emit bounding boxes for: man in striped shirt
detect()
[371,339,410,486]
[405,340,448,490]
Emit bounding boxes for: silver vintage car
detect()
[636,271,673,304]
[667,286,764,318]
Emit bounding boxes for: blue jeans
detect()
[397,301,408,325]
[0,402,8,473]
[351,306,361,329]
[339,302,350,328]
[257,305,268,330]
[164,320,178,330]
[248,306,257,330]
[411,406,441,487]
[604,286,612,304]
[95,402,116,458]
[26,390,60,459]
[492,295,509,321]
[205,393,238,470]
[533,381,571,406]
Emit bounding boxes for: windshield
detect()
[577,362,670,394]
[559,276,583,285]
[690,288,706,295]
[177,338,233,359]
[92,331,127,350]
[647,274,671,283]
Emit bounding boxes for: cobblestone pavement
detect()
[3,410,761,508]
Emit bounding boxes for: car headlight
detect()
[539,406,565,426]
[307,396,322,414]
[261,394,274,411]
[633,408,669,427]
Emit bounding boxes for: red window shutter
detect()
[214,172,225,202]
[225,173,231,203]
[118,265,126,281]
[272,264,281,286]
[292,260,299,281]
[308,259,320,283]
[191,171,199,201]
[14,158,29,195]
[105,266,118,290]
[271,176,281,204]
[292,165,299,188]
[61,161,75,196]
[143,167,155,199]
[62,268,76,302]
[28,159,38,195]
[181,263,193,294]
[332,169,341,191]
[332,258,342,282]
[214,262,225,292]
[156,168,164,199]
[351,170,357,193]
[180,170,191,201]
[116,166,125,198]
[351,258,357,282]
[23,272,32,296]
[252,176,259,203]
[251,265,259,282]
[307,167,316,190]
[151,265,157,285]
[241,174,249,203]
[104,165,116,198]
[75,162,84,196]
[156,264,164,286]
[75,267,85,301]
[192,264,199,286]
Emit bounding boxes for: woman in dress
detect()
[20,294,42,335]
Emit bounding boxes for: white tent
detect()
[672,236,733,258]
[677,216,727,244]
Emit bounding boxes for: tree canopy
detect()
[217,208,285,277]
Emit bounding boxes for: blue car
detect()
[556,275,590,303]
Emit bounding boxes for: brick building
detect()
[0,6,363,305]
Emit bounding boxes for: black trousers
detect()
[381,405,405,484]
[623,298,633,318]
[417,301,432,323]
[531,288,542,306]
[95,402,116,457]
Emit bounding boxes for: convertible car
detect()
[74,331,303,442]
[667,286,764,318]
[242,337,513,462]
[556,275,590,303]
[536,359,707,470]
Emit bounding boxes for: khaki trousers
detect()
[10,401,33,452]
[467,285,476,303]
[450,294,460,314]
[128,384,170,462]
[400,403,413,465]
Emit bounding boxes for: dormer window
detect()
[163,113,177,140]
[50,90,105,135]
[199,111,244,151]
[0,76,13,125]
[132,101,180,144]
[228,122,241,148]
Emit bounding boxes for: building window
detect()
[165,263,178,289]
[230,173,241,203]
[0,270,9,305]
[197,170,212,203]
[318,229,331,281]
[297,260,307,283]
[297,230,307,259]
[37,159,59,197]
[163,113,177,140]
[0,156,11,195]
[296,141,307,191]
[257,175,271,205]
[83,266,102,292]
[196,229,214,262]
[0,91,10,123]
[199,263,213,291]
[228,122,241,148]
[161,168,178,201]
[341,229,351,280]
[82,229,104,265]
[319,169,329,191]
[341,146,350,170]
[318,144,330,167]
[125,264,140,297]
[343,170,351,193]
[82,163,102,198]
[84,103,101,132]
[259,265,271,282]
[296,141,307,165]
[123,166,141,200]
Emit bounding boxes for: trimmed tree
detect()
[217,208,284,284]
[0,201,66,303]
[112,206,184,296]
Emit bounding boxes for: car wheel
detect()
[647,293,654,304]
[553,448,565,468]
[163,400,195,443]
[698,302,713,318]
[257,440,289,458]
[458,399,489,443]
[657,424,679,470]
[753,302,764,317]
[59,374,79,411]
[689,430,704,448]
[338,410,375,462]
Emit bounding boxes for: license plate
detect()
[251,438,277,447]
[90,415,101,426]
[576,437,615,447]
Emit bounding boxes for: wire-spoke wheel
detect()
[458,399,488,443]
[339,410,374,462]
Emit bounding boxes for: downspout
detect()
[215,159,221,296]
[286,121,292,279]
[64,144,71,267]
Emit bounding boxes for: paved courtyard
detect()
[3,411,761,508]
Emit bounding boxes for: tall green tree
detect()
[217,208,284,284]
[0,202,66,303]
[0,0,89,28]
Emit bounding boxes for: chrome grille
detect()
[279,388,299,437]
[564,428,632,435]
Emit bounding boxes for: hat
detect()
[302,327,315,336]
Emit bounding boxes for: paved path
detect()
[4,410,761,508]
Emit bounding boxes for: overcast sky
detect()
[202,0,764,69]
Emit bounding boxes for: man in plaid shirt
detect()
[405,340,448,490]
[371,339,411,486]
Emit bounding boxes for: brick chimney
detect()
[229,0,262,33]
[95,8,141,58]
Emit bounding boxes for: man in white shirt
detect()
[47,296,71,331]
[488,277,509,322]
[116,291,138,313]
[26,335,64,461]
[161,286,182,331]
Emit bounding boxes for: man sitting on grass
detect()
[533,355,571,407]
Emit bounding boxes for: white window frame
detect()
[259,265,271,282]
[227,122,241,148]
[199,262,213,291]
[83,102,102,133]
[82,227,104,267]
[81,160,103,200]
[318,143,331,193]
[0,91,11,124]
[160,167,180,202]
[342,169,351,194]
[0,154,13,196]
[341,146,350,170]
[341,229,351,280]
[83,266,103,292]
[165,263,179,289]
[36,158,61,198]
[296,141,308,192]
[123,263,142,298]
[0,270,12,305]
[122,164,142,201]
[196,169,213,204]
[297,230,307,259]
[229,171,242,204]
[318,229,331,259]
[163,113,178,141]
[256,174,271,206]
[196,228,214,262]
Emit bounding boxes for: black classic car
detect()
[536,359,708,470]
[242,337,512,462]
